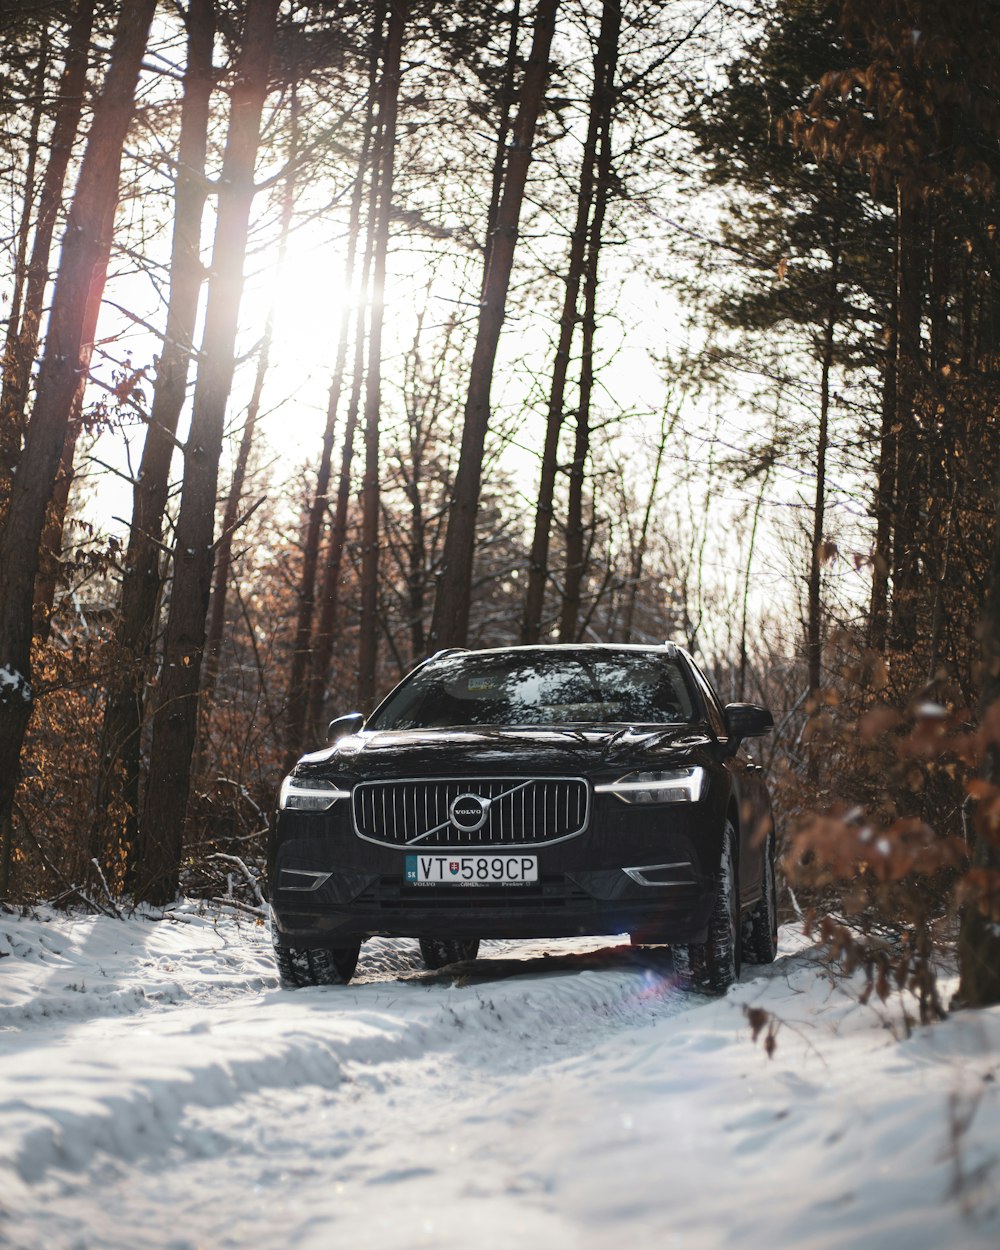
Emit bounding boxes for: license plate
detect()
[405,854,538,885]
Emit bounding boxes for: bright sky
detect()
[65,0,877,668]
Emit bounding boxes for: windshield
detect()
[368,650,697,730]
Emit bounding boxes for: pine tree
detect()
[138,0,280,905]
[0,0,157,898]
[429,0,559,649]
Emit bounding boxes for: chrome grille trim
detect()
[351,776,590,849]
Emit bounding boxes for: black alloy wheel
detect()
[743,829,779,964]
[418,937,481,969]
[274,942,361,987]
[672,822,741,994]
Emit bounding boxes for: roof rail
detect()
[426,647,470,662]
[661,640,679,657]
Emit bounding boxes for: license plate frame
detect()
[404,854,538,886]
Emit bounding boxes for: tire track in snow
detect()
[1,946,694,1199]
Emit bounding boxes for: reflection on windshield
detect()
[369,651,696,730]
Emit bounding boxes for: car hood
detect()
[295,724,714,779]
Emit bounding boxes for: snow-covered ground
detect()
[1,906,998,1250]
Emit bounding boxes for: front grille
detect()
[351,776,589,848]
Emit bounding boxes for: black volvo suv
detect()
[269,643,777,991]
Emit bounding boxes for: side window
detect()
[683,657,727,739]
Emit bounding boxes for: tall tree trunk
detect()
[405,454,428,661]
[0,21,49,900]
[0,0,96,531]
[398,298,438,664]
[684,413,721,655]
[32,400,82,636]
[929,205,951,374]
[482,0,521,297]
[138,0,279,906]
[305,381,363,741]
[304,270,372,741]
[2,20,50,411]
[622,399,671,643]
[738,462,771,701]
[428,0,558,650]
[94,0,215,881]
[958,236,975,372]
[305,77,385,742]
[924,202,954,681]
[200,347,265,697]
[559,385,590,641]
[522,0,618,644]
[889,181,924,653]
[957,475,1000,1007]
[357,0,406,708]
[0,0,156,900]
[204,89,300,699]
[807,243,840,701]
[284,9,381,760]
[926,477,957,682]
[869,316,897,652]
[559,7,617,642]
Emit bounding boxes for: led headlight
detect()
[596,766,706,804]
[277,775,350,812]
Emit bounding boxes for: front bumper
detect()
[269,793,724,948]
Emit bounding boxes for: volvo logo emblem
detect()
[449,793,490,832]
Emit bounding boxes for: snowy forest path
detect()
[2,911,710,1249]
[4,911,1000,1250]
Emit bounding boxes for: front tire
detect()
[274,942,361,987]
[418,937,480,969]
[673,823,741,994]
[743,829,779,964]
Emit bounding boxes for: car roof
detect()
[427,642,684,661]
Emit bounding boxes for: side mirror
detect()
[723,703,774,747]
[327,712,366,744]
